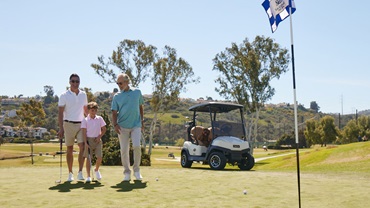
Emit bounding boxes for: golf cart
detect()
[181,102,255,170]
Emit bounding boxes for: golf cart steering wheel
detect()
[220,123,232,134]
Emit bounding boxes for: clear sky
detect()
[1,1,369,114]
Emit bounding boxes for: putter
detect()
[55,138,62,184]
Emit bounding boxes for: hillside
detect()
[1,96,361,144]
[255,141,370,174]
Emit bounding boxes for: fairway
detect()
[1,143,370,207]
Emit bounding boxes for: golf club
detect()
[55,138,62,184]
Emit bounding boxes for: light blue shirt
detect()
[111,88,144,129]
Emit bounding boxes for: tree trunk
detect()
[148,112,158,155]
[249,109,260,155]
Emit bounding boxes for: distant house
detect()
[33,127,48,138]
[0,125,15,137]
[0,125,49,139]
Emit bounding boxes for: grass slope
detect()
[256,142,370,174]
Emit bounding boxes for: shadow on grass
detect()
[111,180,147,192]
[48,181,104,192]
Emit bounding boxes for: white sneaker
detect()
[67,172,74,182]
[85,177,91,183]
[77,171,84,180]
[95,170,102,180]
[134,172,143,181]
[123,173,131,181]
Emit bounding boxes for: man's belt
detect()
[63,120,81,124]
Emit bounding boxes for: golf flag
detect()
[262,0,296,33]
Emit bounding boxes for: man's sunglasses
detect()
[70,80,80,83]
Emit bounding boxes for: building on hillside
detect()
[0,125,49,139]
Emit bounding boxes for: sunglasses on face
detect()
[70,80,80,83]
[116,80,129,85]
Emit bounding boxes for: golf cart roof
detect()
[189,102,243,113]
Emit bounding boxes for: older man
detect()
[111,73,144,181]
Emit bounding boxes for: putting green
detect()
[0,165,369,208]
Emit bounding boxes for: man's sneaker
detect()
[85,177,91,183]
[77,171,84,180]
[134,172,143,181]
[123,173,131,181]
[67,172,74,182]
[95,170,102,180]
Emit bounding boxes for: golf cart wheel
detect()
[238,153,255,170]
[208,152,227,170]
[181,151,193,168]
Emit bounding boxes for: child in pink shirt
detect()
[81,102,106,182]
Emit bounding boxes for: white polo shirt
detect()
[58,89,88,122]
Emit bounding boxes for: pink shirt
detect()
[81,115,106,138]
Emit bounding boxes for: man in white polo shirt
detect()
[58,73,88,182]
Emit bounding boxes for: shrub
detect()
[102,137,151,166]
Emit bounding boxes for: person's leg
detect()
[66,145,74,173]
[64,122,75,174]
[95,157,102,170]
[118,128,131,175]
[95,142,102,172]
[131,127,142,176]
[76,128,85,173]
[77,142,85,172]
[83,144,90,178]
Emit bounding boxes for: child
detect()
[81,101,106,182]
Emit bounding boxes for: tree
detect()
[212,36,289,153]
[357,116,370,138]
[148,46,199,154]
[319,115,338,146]
[310,101,320,113]
[91,39,156,87]
[43,85,55,105]
[304,119,321,147]
[83,87,96,102]
[341,119,359,144]
[16,99,46,164]
[16,99,46,127]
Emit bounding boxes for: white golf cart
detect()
[181,102,255,170]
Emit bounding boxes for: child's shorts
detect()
[84,137,102,158]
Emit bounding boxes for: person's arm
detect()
[82,128,88,148]
[140,105,144,130]
[97,126,106,143]
[83,105,88,117]
[58,106,65,139]
[112,110,120,134]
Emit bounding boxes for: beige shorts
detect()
[83,137,103,158]
[63,121,83,146]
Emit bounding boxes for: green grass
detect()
[1,142,370,207]
[256,142,370,174]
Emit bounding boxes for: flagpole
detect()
[289,4,301,208]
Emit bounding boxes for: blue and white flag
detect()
[262,0,296,33]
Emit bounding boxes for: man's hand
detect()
[58,128,64,139]
[114,125,121,134]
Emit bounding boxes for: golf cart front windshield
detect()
[210,111,245,139]
[189,102,246,140]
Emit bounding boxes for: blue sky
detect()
[1,1,369,114]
